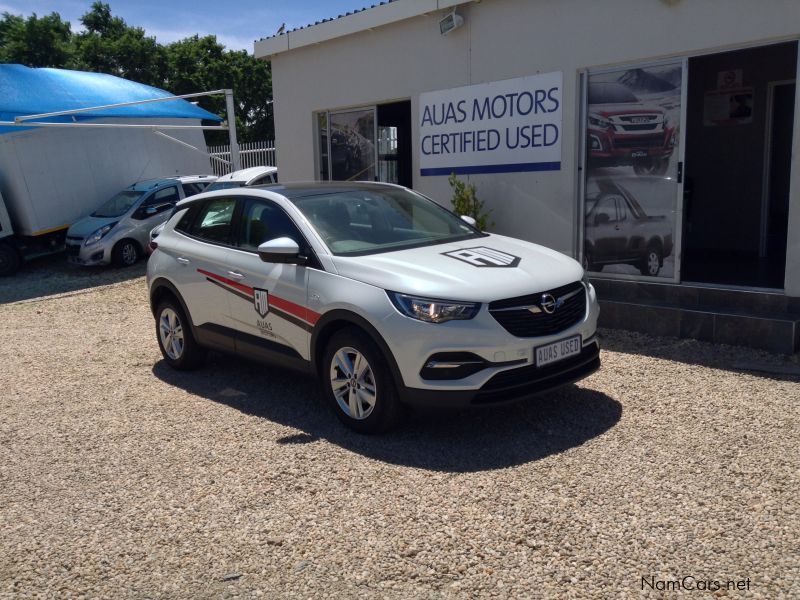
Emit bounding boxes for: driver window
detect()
[238,199,303,252]
[594,196,618,224]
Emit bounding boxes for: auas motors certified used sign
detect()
[419,72,563,176]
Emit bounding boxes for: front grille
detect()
[65,244,81,257]
[619,123,658,131]
[613,134,665,149]
[489,281,586,337]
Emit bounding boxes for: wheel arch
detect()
[311,309,405,388]
[149,277,191,321]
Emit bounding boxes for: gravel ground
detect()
[1,262,798,598]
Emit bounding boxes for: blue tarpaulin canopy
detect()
[0,64,222,134]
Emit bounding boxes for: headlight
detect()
[84,222,117,246]
[588,115,612,129]
[387,291,480,324]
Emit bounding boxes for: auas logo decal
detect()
[254,288,270,317]
[443,247,521,268]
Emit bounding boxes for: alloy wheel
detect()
[329,346,377,420]
[159,308,185,360]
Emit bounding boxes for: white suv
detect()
[147,182,600,432]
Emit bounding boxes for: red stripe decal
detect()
[197,268,253,296]
[198,268,321,326]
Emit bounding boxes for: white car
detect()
[147,182,600,432]
[204,166,278,191]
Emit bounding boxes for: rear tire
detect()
[0,242,20,276]
[322,327,403,433]
[155,299,207,370]
[112,239,140,267]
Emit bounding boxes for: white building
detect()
[256,0,800,353]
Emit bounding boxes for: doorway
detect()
[377,101,412,188]
[682,42,797,289]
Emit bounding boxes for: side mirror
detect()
[257,237,307,265]
[460,215,477,227]
[145,206,158,216]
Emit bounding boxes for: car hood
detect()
[67,215,119,238]
[329,234,583,302]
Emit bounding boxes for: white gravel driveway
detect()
[1,260,798,598]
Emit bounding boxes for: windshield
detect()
[292,188,483,256]
[205,181,245,191]
[91,191,144,218]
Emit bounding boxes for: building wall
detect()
[268,0,800,294]
[0,118,210,235]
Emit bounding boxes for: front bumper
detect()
[398,338,600,408]
[65,239,110,266]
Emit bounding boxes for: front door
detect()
[227,196,313,363]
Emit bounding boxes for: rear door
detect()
[226,196,315,363]
[170,197,239,350]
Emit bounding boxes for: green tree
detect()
[71,2,167,87]
[165,35,273,143]
[0,12,73,67]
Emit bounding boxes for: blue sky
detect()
[0,0,379,51]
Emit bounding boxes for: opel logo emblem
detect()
[540,293,557,314]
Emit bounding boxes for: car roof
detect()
[174,181,405,209]
[215,166,278,183]
[247,181,403,199]
[128,175,217,191]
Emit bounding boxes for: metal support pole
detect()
[225,89,241,171]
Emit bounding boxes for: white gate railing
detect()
[207,140,276,176]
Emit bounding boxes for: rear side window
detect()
[177,198,237,245]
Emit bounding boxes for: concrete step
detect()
[591,278,800,354]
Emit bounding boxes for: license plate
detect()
[535,335,582,367]
[631,150,648,158]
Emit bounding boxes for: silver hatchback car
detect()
[66,175,216,267]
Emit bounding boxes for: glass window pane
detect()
[190,198,237,244]
[330,108,375,182]
[237,199,303,252]
[317,112,329,181]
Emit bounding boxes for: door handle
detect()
[176,257,190,265]
[227,270,245,279]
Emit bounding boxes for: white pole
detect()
[225,89,241,171]
[14,89,229,123]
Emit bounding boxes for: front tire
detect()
[639,245,663,277]
[112,239,140,267]
[322,327,403,433]
[155,299,207,370]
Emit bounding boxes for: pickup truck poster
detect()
[583,64,681,279]
[418,72,563,176]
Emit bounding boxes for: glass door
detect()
[328,107,377,182]
[580,58,687,282]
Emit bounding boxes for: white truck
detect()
[0,190,68,275]
[0,121,215,277]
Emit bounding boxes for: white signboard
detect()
[419,71,563,176]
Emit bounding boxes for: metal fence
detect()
[207,140,276,176]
